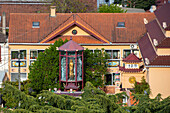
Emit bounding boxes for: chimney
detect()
[2,12,6,35]
[50,6,56,17]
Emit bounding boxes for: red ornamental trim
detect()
[59,51,61,90]
[66,51,68,86]
[82,51,84,89]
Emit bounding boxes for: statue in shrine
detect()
[69,59,74,80]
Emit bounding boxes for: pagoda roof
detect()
[119,66,143,73]
[123,53,142,63]
[58,38,84,51]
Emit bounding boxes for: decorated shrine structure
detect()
[58,37,84,91]
[119,53,144,89]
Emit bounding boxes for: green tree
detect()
[98,4,127,13]
[50,0,95,13]
[28,39,68,93]
[127,0,156,10]
[133,76,150,95]
[84,49,109,87]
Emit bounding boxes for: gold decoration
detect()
[129,76,136,84]
[69,59,74,80]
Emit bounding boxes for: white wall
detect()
[0,41,8,72]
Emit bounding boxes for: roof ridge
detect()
[76,14,109,42]
[39,14,74,42]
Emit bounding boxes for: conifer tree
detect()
[84,49,109,87]
[28,39,68,93]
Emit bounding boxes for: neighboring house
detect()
[0,12,8,87]
[0,0,50,30]
[121,7,145,13]
[8,6,155,93]
[0,0,97,30]
[0,32,8,87]
[138,3,170,98]
[97,0,114,8]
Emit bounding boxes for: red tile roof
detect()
[119,66,143,73]
[9,13,155,44]
[47,36,103,44]
[58,39,84,51]
[154,3,170,28]
[156,38,170,48]
[0,0,97,28]
[123,53,142,63]
[150,56,170,66]
[138,34,157,62]
[0,3,50,28]
[145,20,165,44]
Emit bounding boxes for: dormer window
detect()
[32,22,40,28]
[117,22,125,28]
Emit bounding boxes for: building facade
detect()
[138,3,170,98]
[8,7,156,93]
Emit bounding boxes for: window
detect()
[123,49,139,58]
[72,30,77,35]
[32,22,40,28]
[132,50,139,57]
[105,73,120,85]
[11,50,26,59]
[105,50,120,59]
[30,50,44,59]
[89,49,101,54]
[30,50,44,65]
[11,73,27,82]
[0,16,1,23]
[117,22,125,27]
[123,50,131,58]
[11,50,27,67]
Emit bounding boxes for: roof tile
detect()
[138,34,157,62]
[145,20,165,43]
[123,53,142,63]
[150,56,170,66]
[9,13,155,43]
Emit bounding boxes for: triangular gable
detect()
[123,53,142,63]
[40,15,110,43]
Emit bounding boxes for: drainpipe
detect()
[2,12,6,35]
[146,67,149,83]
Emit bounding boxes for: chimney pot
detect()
[50,6,56,17]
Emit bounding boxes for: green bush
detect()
[13,109,31,113]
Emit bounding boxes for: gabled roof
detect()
[138,4,170,66]
[138,34,157,62]
[9,13,155,44]
[40,14,109,43]
[123,53,142,63]
[154,3,170,28]
[145,20,165,44]
[58,39,84,51]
